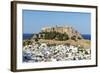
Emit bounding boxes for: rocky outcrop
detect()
[30,25,90,49]
[42,26,83,39]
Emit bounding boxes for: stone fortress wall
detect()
[41,25,83,39]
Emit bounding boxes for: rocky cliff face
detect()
[41,26,83,40]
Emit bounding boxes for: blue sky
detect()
[23,10,91,34]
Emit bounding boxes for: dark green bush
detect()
[40,31,69,41]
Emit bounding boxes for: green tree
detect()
[23,40,32,46]
[71,35,77,41]
[56,32,63,41]
[77,36,82,40]
[62,33,69,40]
[41,31,69,41]
[35,38,38,42]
